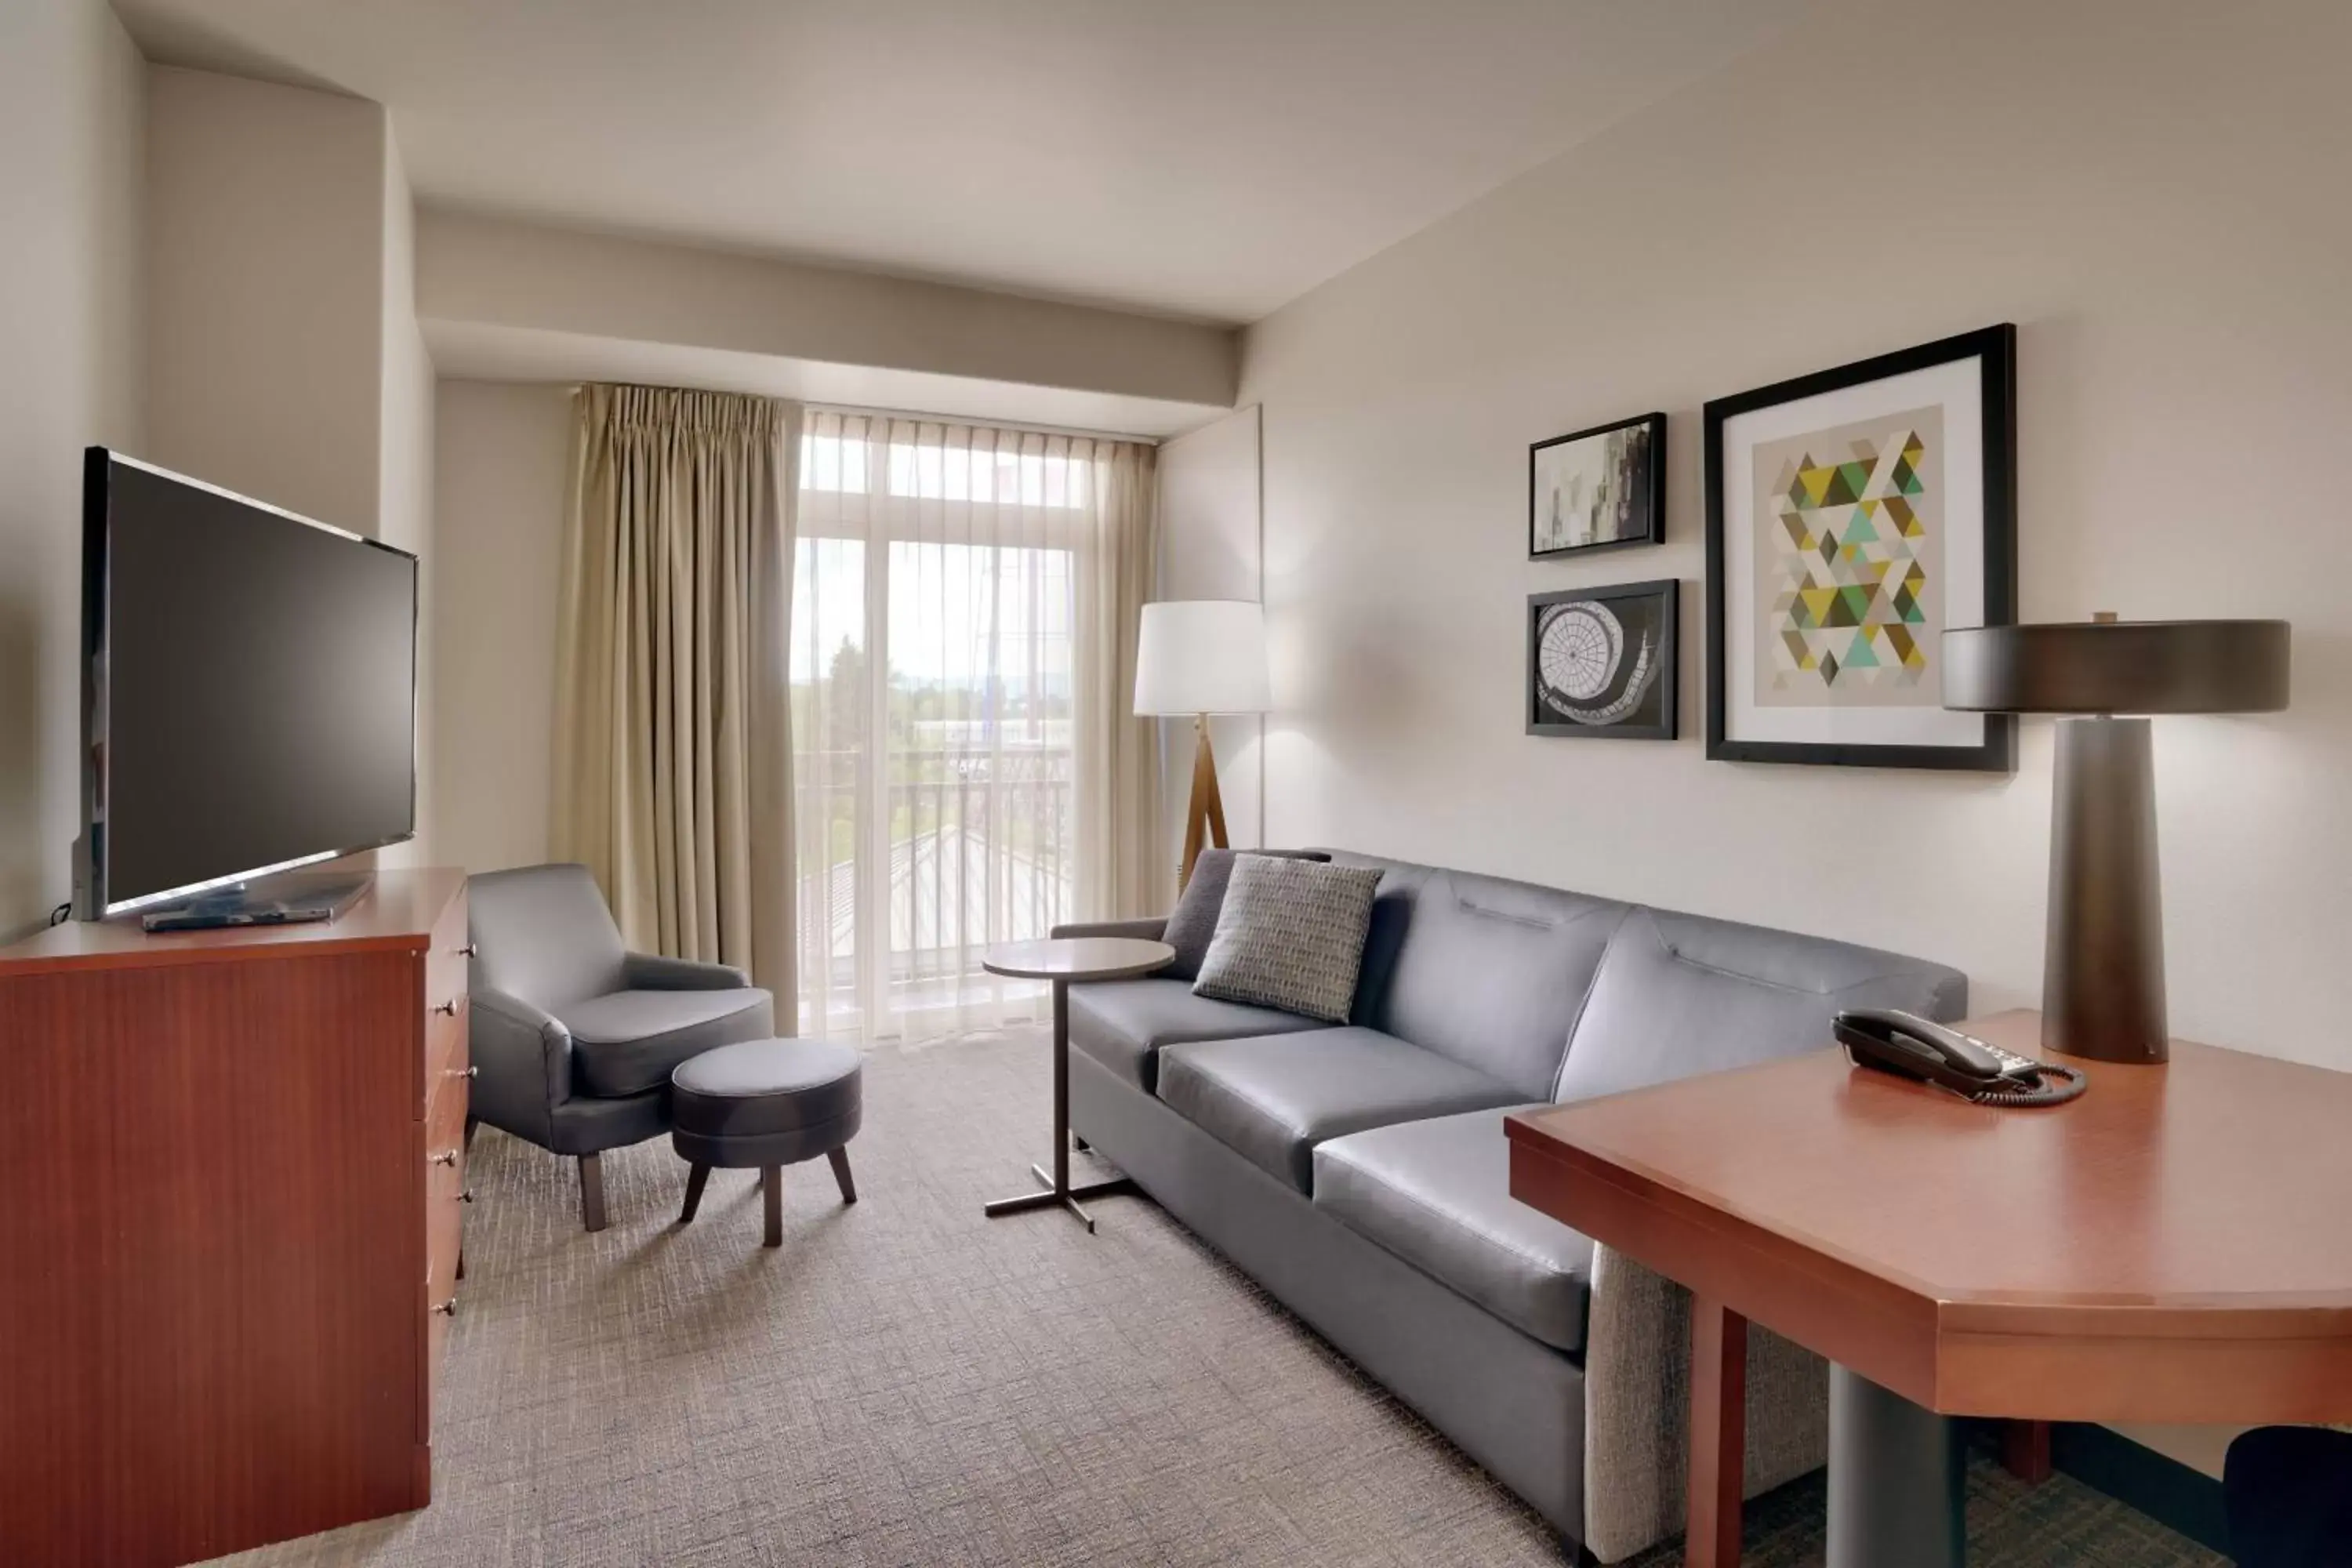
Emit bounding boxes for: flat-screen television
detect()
[79,449,418,918]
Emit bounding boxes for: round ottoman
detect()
[670,1037,862,1247]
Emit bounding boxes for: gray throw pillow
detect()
[1162,847,1333,981]
[1193,857,1384,1024]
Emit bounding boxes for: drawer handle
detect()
[443,1065,478,1080]
[431,1298,457,1317]
[434,999,461,1017]
[429,1149,459,1167]
[456,942,479,958]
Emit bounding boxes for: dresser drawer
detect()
[420,887,471,1112]
[423,1071,467,1434]
[424,1072,468,1282]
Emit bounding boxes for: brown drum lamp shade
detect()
[1943,616,2290,1063]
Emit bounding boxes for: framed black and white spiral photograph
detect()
[1527,579,1679,741]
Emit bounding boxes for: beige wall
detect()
[0,0,145,936]
[145,67,390,537]
[1155,406,1265,866]
[418,209,1239,411]
[1240,0,2350,1079]
[426,379,572,875]
[379,135,437,864]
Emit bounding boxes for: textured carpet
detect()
[210,1029,2225,1567]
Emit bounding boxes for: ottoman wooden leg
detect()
[761,1166,783,1247]
[679,1163,710,1224]
[827,1146,857,1205]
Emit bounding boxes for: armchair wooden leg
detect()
[826,1146,857,1205]
[679,1163,711,1224]
[761,1166,783,1247]
[579,1152,608,1233]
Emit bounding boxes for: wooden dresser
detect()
[0,869,470,1566]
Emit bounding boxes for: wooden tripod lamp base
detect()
[1178,714,1229,891]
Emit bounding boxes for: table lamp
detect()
[1134,600,1272,890]
[1943,614,2290,1064]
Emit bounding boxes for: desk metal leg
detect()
[1828,1367,1964,1568]
[983,978,1136,1232]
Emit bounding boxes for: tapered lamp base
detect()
[1177,714,1229,892]
[2042,716,2169,1064]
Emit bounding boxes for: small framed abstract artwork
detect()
[1530,412,1665,558]
[1528,579,1678,741]
[1704,325,2017,771]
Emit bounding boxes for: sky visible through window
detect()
[792,433,1081,705]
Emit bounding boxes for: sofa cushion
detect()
[1554,904,1969,1104]
[1156,1028,1523,1192]
[1195,858,1384,1024]
[562,986,775,1097]
[1325,853,1628,1100]
[1161,848,1332,981]
[1313,1106,1595,1352]
[1069,978,1329,1092]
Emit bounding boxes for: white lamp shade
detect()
[1133,600,1271,716]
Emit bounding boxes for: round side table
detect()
[980,936,1173,1232]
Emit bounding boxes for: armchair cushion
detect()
[562,986,775,1097]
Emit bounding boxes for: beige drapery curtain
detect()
[551,383,801,996]
[790,412,1160,1040]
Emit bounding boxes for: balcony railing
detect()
[794,743,1076,997]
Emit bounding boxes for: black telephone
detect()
[1833,1008,2086,1107]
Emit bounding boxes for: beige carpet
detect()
[211,1029,2224,1568]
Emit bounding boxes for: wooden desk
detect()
[0,870,471,1566]
[1506,1010,2352,1566]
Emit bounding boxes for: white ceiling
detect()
[120,0,1803,326]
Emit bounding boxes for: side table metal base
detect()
[983,1166,1139,1232]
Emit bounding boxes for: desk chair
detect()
[2225,1425,2352,1567]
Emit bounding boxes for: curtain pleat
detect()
[552,383,801,999]
[790,411,1160,1041]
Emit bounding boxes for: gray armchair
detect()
[467,863,775,1231]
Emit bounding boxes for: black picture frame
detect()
[1703,325,2017,771]
[1529,411,1666,559]
[1527,578,1679,741]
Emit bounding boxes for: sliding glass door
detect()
[790,415,1093,1040]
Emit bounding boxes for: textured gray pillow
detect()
[1193,857,1384,1023]
[1161,848,1333,981]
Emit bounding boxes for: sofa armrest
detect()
[622,951,752,990]
[470,986,574,1147]
[1048,916,1168,942]
[1578,1243,1828,1563]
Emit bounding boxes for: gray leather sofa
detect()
[1059,850,1965,1563]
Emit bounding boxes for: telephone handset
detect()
[1833,1008,2087,1107]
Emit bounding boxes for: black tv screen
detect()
[82,450,417,916]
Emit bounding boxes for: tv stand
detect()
[139,869,375,932]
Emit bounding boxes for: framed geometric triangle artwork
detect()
[1704,324,2018,770]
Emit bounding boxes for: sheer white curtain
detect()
[790,412,1160,1040]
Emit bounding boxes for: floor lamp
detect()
[1134,601,1272,891]
[1943,614,2290,1063]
